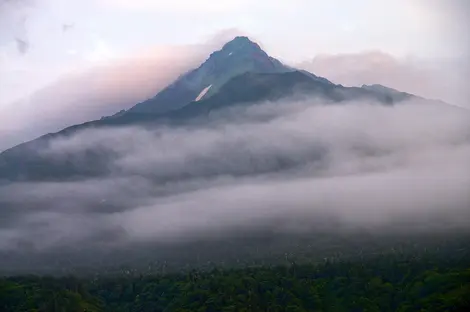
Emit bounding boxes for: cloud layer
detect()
[1,98,469,258]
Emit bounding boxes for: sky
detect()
[1,0,468,106]
[0,0,469,151]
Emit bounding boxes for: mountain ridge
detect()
[128,36,293,114]
[0,36,457,181]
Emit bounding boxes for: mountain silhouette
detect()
[0,36,447,181]
[128,36,293,114]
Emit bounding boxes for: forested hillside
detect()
[1,249,469,312]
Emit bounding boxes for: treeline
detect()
[1,251,469,311]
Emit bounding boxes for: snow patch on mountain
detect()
[195,84,213,101]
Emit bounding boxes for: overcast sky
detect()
[1,0,468,108]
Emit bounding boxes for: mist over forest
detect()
[1,96,469,274]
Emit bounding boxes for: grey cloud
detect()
[15,37,28,54]
[0,0,33,40]
[1,98,469,255]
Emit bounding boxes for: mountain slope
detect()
[35,70,412,129]
[0,73,424,182]
[128,36,293,114]
[153,71,402,121]
[0,37,453,182]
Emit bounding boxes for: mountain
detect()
[128,36,293,114]
[147,71,414,122]
[0,36,446,182]
[361,84,411,101]
[296,51,470,108]
[99,74,416,128]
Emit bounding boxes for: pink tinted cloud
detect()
[0,29,245,150]
[297,51,469,108]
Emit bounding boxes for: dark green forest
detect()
[1,249,469,312]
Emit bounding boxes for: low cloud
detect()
[1,98,469,258]
[297,51,470,109]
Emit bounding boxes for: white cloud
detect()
[85,38,116,63]
[1,98,469,252]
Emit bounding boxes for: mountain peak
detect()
[231,35,252,42]
[221,36,261,52]
[128,36,292,114]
